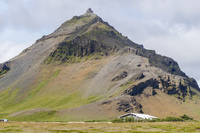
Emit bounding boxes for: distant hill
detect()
[0,8,200,121]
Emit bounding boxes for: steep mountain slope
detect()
[0,9,200,121]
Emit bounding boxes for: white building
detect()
[0,119,8,122]
[118,113,157,120]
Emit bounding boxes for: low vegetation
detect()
[0,121,200,133]
[111,114,194,123]
[0,69,10,78]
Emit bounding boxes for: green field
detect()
[0,122,200,133]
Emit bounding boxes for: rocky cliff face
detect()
[0,9,200,121]
[0,61,10,78]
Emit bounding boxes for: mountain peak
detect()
[1,8,200,122]
[86,8,93,13]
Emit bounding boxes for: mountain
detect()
[0,8,200,121]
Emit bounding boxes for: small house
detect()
[118,113,157,120]
[0,119,8,122]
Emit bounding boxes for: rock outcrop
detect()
[0,61,10,78]
[86,8,93,13]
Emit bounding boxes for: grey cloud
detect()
[0,14,6,32]
[0,41,28,62]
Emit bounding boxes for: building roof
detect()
[118,113,157,119]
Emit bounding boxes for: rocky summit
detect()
[0,9,200,121]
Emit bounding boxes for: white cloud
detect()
[0,41,28,62]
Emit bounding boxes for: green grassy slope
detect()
[0,56,112,118]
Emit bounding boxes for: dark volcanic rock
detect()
[117,96,143,113]
[135,47,186,77]
[123,76,195,100]
[123,79,159,96]
[86,8,93,13]
[0,61,11,77]
[112,71,128,81]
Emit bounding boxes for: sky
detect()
[0,0,200,85]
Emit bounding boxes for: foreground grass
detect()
[0,122,200,133]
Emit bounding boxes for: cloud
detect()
[0,28,43,63]
[0,41,28,62]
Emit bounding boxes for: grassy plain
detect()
[0,122,200,133]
